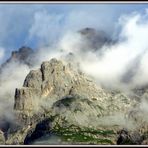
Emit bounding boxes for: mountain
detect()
[0,46,34,71]
[1,58,146,145]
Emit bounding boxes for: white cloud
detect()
[56,9,148,92]
[28,10,64,46]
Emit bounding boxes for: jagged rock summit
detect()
[4,58,140,144]
[14,58,134,116]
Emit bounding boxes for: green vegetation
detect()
[52,121,115,144]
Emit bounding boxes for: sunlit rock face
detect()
[14,58,134,115]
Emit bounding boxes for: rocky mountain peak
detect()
[14,58,104,111]
[1,46,34,69]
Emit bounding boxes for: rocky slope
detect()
[3,58,147,145]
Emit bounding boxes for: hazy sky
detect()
[0,3,148,60]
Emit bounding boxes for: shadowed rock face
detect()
[117,129,145,145]
[24,118,52,145]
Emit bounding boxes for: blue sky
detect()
[0,3,148,60]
